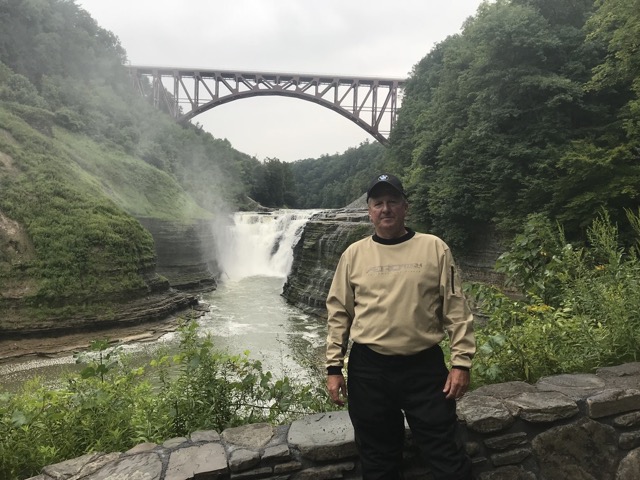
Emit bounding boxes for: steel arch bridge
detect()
[127,66,406,145]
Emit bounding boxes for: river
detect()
[0,210,327,391]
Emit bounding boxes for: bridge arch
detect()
[127,67,406,145]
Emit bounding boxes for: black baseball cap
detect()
[366,173,407,201]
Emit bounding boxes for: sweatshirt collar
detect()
[372,227,415,245]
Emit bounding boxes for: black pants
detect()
[347,343,472,480]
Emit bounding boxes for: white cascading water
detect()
[202,209,325,379]
[213,210,317,281]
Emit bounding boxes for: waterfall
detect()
[213,210,317,281]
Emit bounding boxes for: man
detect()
[326,173,475,480]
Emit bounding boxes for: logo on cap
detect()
[378,174,389,181]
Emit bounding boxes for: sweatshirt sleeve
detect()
[440,247,476,369]
[325,251,355,371]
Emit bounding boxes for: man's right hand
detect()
[327,374,347,406]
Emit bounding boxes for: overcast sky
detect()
[78,0,485,162]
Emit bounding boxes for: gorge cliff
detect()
[0,103,225,338]
[283,210,372,317]
[0,212,218,338]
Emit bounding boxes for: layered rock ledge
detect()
[138,218,219,293]
[283,209,372,317]
[0,216,216,339]
[27,362,640,480]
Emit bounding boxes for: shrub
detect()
[0,323,332,480]
[469,210,640,385]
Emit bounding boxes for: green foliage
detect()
[75,340,123,382]
[387,0,640,249]
[0,0,262,324]
[154,322,332,435]
[494,213,573,305]
[587,0,640,99]
[0,323,333,480]
[0,0,126,84]
[290,141,388,208]
[0,365,152,479]
[0,108,159,305]
[250,158,298,208]
[0,72,47,107]
[469,211,640,385]
[547,0,640,234]
[1,0,258,214]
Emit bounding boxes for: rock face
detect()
[282,209,373,316]
[137,217,219,293]
[28,362,640,480]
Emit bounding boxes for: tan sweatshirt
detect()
[326,231,475,370]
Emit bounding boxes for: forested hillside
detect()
[294,0,639,249]
[290,141,386,208]
[0,0,260,209]
[387,0,640,248]
[0,0,266,327]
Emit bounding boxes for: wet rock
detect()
[470,381,536,400]
[457,395,514,433]
[614,412,640,428]
[42,452,122,479]
[478,466,536,480]
[190,429,221,443]
[223,423,275,449]
[586,389,640,418]
[532,418,618,480]
[288,411,357,461]
[619,430,640,450]
[484,433,529,451]
[617,447,640,480]
[490,448,531,467]
[282,213,372,316]
[166,443,227,480]
[292,462,355,480]
[85,452,163,480]
[229,448,261,472]
[139,217,219,292]
[536,373,605,400]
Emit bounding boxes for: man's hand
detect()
[327,374,347,406]
[443,368,470,400]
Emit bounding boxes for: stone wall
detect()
[28,363,640,480]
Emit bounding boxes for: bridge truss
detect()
[127,66,406,144]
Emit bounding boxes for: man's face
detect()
[367,186,408,239]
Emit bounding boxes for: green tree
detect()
[249,158,297,208]
[550,0,640,234]
[470,210,640,384]
[290,141,387,208]
[389,0,606,247]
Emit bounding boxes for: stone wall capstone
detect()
[27,362,640,480]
